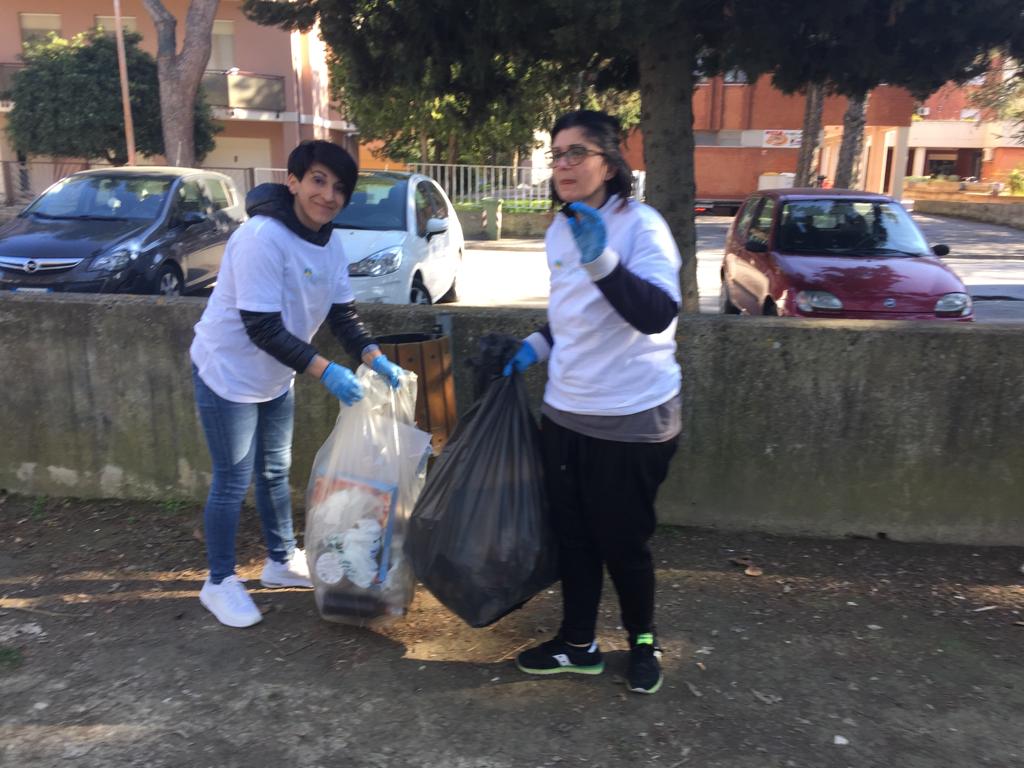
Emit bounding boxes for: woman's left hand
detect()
[566,202,607,264]
[371,354,404,389]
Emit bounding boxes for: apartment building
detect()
[622,74,916,204]
[0,1,356,187]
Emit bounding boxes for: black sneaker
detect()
[627,634,663,694]
[516,636,605,676]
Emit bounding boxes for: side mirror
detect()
[931,243,950,257]
[179,210,206,227]
[425,217,448,240]
[745,238,768,253]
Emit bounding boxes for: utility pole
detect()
[113,0,137,165]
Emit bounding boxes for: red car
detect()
[719,189,973,321]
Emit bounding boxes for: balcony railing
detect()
[202,70,286,113]
[1,64,286,114]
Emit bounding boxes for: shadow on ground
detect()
[1,493,1022,767]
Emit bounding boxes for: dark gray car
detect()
[0,167,245,296]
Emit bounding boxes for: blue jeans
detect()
[193,366,296,583]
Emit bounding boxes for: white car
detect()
[333,171,464,304]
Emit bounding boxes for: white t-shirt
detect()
[190,216,355,403]
[541,197,682,416]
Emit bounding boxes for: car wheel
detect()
[719,281,740,314]
[410,274,432,305]
[154,263,183,297]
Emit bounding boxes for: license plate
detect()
[12,287,52,293]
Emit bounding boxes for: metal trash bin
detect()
[377,333,457,455]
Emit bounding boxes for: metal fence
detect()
[0,161,645,209]
[408,163,553,206]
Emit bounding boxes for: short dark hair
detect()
[287,140,358,198]
[549,110,633,210]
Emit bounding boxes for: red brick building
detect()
[622,74,916,204]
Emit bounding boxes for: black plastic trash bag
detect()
[405,355,557,628]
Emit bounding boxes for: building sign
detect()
[762,130,802,148]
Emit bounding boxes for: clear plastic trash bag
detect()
[406,371,558,628]
[305,365,432,627]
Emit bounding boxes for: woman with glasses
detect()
[503,110,682,694]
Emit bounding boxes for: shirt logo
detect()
[553,259,564,269]
[304,268,314,279]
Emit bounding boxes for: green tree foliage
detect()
[728,1,1024,186]
[242,0,1024,310]
[970,55,1024,143]
[329,55,576,165]
[6,29,217,165]
[243,0,719,311]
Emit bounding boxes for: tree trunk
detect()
[795,82,824,186]
[419,128,429,164]
[834,93,868,189]
[638,19,699,313]
[142,0,218,168]
[446,132,458,165]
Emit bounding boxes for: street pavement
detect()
[461,213,1024,322]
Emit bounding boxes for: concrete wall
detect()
[456,209,552,240]
[2,294,1023,546]
[913,199,1024,230]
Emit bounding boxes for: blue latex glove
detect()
[502,340,538,377]
[371,354,403,389]
[566,201,607,264]
[321,362,363,405]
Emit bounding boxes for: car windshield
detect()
[777,199,929,256]
[333,176,407,231]
[25,175,173,221]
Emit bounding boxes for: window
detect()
[723,68,749,84]
[25,174,172,221]
[209,20,235,70]
[424,182,449,221]
[174,180,211,218]
[748,199,775,244]
[95,15,138,34]
[19,13,61,46]
[734,197,759,238]
[777,200,928,255]
[333,176,407,231]
[203,178,232,210]
[414,181,434,236]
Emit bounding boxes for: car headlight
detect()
[935,292,972,316]
[89,248,136,273]
[348,246,402,277]
[795,290,843,313]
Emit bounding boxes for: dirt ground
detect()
[1,492,1023,768]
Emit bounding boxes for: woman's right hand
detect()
[320,362,364,405]
[502,341,538,377]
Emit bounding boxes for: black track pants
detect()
[540,416,679,646]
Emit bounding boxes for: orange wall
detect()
[689,77,914,133]
[695,148,798,199]
[982,148,1024,183]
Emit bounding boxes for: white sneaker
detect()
[199,575,263,628]
[260,548,313,589]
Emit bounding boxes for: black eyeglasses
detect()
[545,145,606,168]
